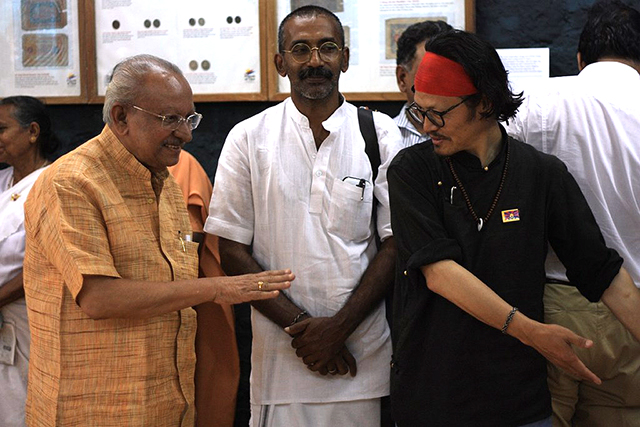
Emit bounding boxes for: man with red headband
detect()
[387,30,640,426]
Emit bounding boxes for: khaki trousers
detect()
[544,283,640,427]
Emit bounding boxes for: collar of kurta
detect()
[99,125,168,184]
[286,95,349,132]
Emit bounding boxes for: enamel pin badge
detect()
[502,209,520,223]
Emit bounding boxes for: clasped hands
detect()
[285,316,358,377]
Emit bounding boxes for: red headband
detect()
[414,51,477,97]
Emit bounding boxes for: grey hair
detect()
[102,54,184,124]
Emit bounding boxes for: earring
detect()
[30,137,36,143]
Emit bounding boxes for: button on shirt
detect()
[205,97,403,404]
[23,126,199,427]
[505,61,640,285]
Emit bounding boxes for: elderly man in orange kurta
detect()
[23,54,292,427]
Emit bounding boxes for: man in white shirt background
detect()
[205,5,402,426]
[506,1,640,425]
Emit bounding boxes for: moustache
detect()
[298,67,334,80]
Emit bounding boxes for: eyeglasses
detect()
[132,105,202,131]
[282,41,343,63]
[407,97,470,128]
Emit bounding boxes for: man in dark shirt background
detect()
[387,30,640,426]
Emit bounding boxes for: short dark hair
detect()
[278,5,344,53]
[396,20,452,67]
[578,0,640,66]
[0,96,59,160]
[424,30,523,122]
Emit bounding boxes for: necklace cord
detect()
[445,140,510,229]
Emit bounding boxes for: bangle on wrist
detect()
[290,310,308,326]
[501,307,518,334]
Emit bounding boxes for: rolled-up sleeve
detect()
[388,147,462,278]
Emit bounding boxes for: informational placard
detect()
[270,0,472,99]
[94,0,263,98]
[0,0,83,99]
[497,48,550,93]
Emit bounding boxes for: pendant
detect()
[477,218,484,231]
[10,193,20,201]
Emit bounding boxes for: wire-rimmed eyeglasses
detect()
[407,96,471,128]
[132,105,203,131]
[282,41,343,63]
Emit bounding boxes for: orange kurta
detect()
[23,126,198,427]
[169,150,239,427]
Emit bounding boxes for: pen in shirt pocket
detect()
[177,231,192,252]
[342,176,369,200]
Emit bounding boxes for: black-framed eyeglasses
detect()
[132,105,203,131]
[407,96,470,128]
[282,41,343,63]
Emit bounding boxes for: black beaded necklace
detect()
[445,140,510,231]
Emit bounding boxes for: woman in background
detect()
[0,96,59,426]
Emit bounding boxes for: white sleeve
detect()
[372,110,404,241]
[204,124,255,245]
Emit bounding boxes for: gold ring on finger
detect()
[258,281,264,291]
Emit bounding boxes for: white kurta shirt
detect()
[0,166,48,287]
[505,61,640,285]
[205,97,402,404]
[1,165,48,427]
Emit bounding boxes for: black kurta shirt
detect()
[388,126,622,427]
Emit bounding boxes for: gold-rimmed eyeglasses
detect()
[132,105,203,131]
[282,41,343,63]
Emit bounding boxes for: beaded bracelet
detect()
[501,307,519,334]
[290,310,308,326]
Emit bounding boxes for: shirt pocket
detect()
[175,240,199,280]
[327,178,374,242]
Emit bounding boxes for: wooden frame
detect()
[192,0,269,102]
[266,0,475,102]
[86,0,269,104]
[3,0,475,104]
[0,0,90,103]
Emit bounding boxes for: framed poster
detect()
[267,0,475,101]
[0,0,87,103]
[89,0,267,102]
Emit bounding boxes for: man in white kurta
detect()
[205,6,402,426]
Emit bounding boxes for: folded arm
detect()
[286,237,396,376]
[219,237,364,376]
